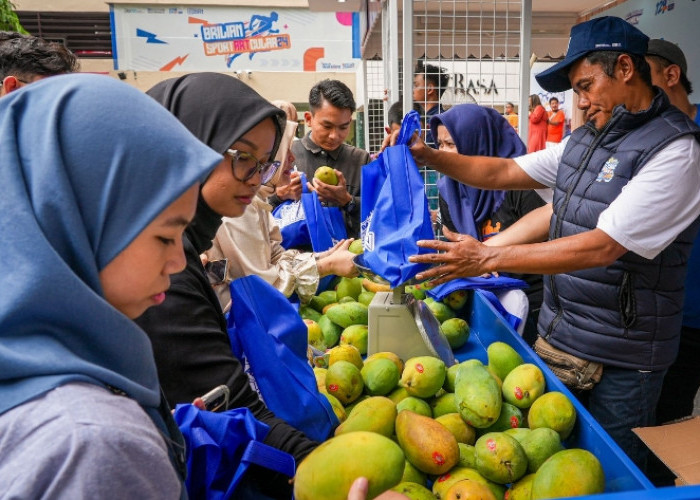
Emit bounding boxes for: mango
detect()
[314,165,338,185]
[527,391,577,440]
[505,473,535,500]
[475,432,528,484]
[430,392,458,418]
[313,367,327,391]
[362,277,392,293]
[304,319,325,351]
[396,410,459,475]
[480,402,523,434]
[325,360,364,405]
[340,324,369,355]
[365,351,404,375]
[444,480,496,500]
[443,363,461,392]
[326,301,369,328]
[322,302,339,314]
[504,427,532,443]
[454,363,502,428]
[299,305,321,322]
[327,344,363,369]
[457,443,477,469]
[424,298,455,323]
[348,239,364,254]
[391,482,435,500]
[337,277,363,301]
[387,386,410,405]
[530,449,605,499]
[309,290,337,312]
[441,318,470,349]
[335,396,396,437]
[520,427,563,473]
[358,290,376,306]
[396,397,433,417]
[401,460,427,486]
[432,467,501,500]
[401,356,446,399]
[435,413,476,445]
[321,391,346,423]
[361,358,400,396]
[344,394,370,417]
[294,431,404,500]
[486,341,524,381]
[502,363,545,409]
[443,289,469,310]
[318,314,343,349]
[339,296,356,303]
[405,285,426,300]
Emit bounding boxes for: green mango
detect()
[430,392,458,418]
[401,460,427,485]
[530,449,604,499]
[441,318,470,349]
[454,363,502,428]
[318,314,343,349]
[309,290,337,313]
[520,427,564,473]
[336,277,363,301]
[486,341,524,381]
[361,357,400,396]
[299,305,321,322]
[357,290,376,306]
[390,482,435,500]
[400,356,446,399]
[396,397,432,417]
[502,364,546,409]
[475,432,528,485]
[335,396,396,437]
[294,432,404,500]
[340,324,368,355]
[325,360,364,405]
[326,301,369,328]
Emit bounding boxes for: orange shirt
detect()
[547,110,565,143]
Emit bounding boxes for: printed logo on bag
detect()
[361,211,375,251]
[596,157,618,183]
[273,201,305,227]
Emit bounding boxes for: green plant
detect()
[0,0,29,33]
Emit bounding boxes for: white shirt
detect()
[514,136,700,260]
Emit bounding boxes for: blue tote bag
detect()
[226,275,339,442]
[273,172,347,251]
[361,110,436,287]
[174,405,295,500]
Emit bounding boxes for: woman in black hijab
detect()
[136,73,317,497]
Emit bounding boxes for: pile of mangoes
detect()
[294,342,605,500]
[300,278,472,355]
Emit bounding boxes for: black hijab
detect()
[147,72,286,252]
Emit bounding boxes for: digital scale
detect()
[354,255,455,366]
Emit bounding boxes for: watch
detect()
[343,199,357,213]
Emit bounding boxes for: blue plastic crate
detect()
[452,290,700,499]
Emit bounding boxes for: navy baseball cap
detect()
[536,16,649,92]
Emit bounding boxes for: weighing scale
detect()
[354,255,456,366]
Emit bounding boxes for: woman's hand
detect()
[316,239,359,278]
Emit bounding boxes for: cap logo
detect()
[595,43,612,48]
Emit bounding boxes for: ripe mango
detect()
[314,165,338,185]
[294,431,404,500]
[441,318,470,349]
[327,344,363,369]
[527,391,577,440]
[318,314,343,349]
[435,413,476,445]
[530,449,605,499]
[443,289,468,310]
[430,392,458,418]
[304,319,325,351]
[401,460,427,486]
[390,482,435,500]
[505,473,536,500]
[486,341,524,381]
[365,351,404,375]
[313,367,327,391]
[520,427,563,473]
[454,363,502,428]
[475,432,528,484]
[396,410,459,475]
[432,467,500,500]
[335,396,396,437]
[340,324,369,355]
[502,363,545,409]
[444,479,496,500]
[326,301,369,328]
[348,239,364,254]
[362,277,392,293]
[361,358,400,396]
[325,360,364,405]
[344,394,370,417]
[401,356,446,399]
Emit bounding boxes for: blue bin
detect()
[452,290,700,499]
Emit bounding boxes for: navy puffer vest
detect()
[538,89,700,370]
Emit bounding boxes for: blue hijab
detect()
[430,104,527,239]
[0,74,222,416]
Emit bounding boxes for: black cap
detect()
[647,39,688,76]
[536,16,649,92]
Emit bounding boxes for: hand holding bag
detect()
[360,110,436,287]
[226,275,339,441]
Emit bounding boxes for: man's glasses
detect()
[226,149,280,184]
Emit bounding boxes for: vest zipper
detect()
[545,114,622,340]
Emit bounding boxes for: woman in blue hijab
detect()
[430,104,547,344]
[0,74,221,496]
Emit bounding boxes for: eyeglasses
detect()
[226,149,280,184]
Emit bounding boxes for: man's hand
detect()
[409,226,493,284]
[347,477,409,500]
[276,170,302,201]
[310,170,353,206]
[380,130,436,168]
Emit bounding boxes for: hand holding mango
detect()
[312,166,351,205]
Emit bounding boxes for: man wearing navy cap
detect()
[405,16,700,472]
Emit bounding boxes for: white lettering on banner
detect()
[201,22,245,42]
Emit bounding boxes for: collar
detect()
[301,133,342,161]
[185,195,223,254]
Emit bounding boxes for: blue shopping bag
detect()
[273,172,347,252]
[174,405,295,500]
[361,110,436,287]
[226,275,339,442]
